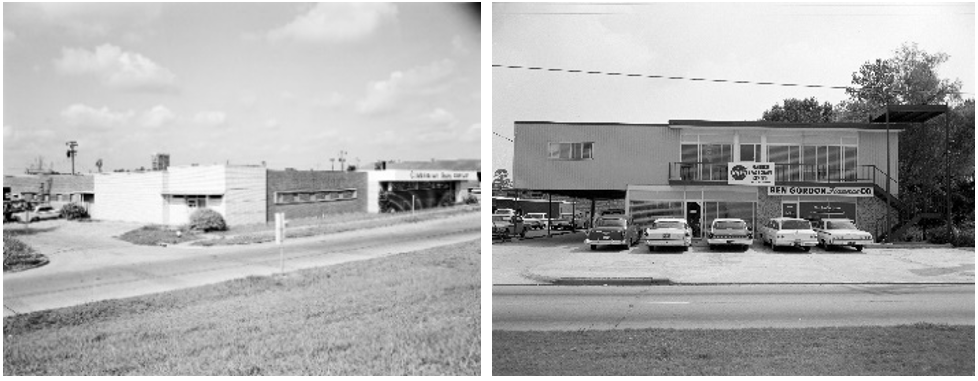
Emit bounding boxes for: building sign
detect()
[768,186,874,197]
[406,170,474,181]
[728,162,774,186]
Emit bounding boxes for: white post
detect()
[275,212,285,274]
[412,194,416,214]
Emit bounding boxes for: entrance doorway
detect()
[782,202,798,218]
[686,201,702,238]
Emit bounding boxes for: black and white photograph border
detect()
[4,2,483,376]
[490,2,974,376]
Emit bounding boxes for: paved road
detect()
[493,284,975,330]
[4,213,479,317]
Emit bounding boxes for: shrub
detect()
[189,208,227,232]
[928,222,976,247]
[463,194,479,205]
[61,203,90,220]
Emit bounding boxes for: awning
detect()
[870,105,947,124]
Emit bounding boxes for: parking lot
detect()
[493,230,975,285]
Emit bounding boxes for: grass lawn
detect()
[493,325,975,376]
[3,231,49,272]
[4,240,481,376]
[194,205,478,246]
[116,225,200,246]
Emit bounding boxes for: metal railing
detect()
[669,162,896,190]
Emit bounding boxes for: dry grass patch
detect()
[493,324,974,376]
[4,240,480,375]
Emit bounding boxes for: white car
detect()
[644,218,692,252]
[707,218,753,250]
[759,217,817,251]
[12,205,62,222]
[524,213,549,230]
[813,218,873,251]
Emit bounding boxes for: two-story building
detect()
[513,120,902,239]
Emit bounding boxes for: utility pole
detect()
[66,141,78,175]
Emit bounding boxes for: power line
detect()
[492,64,973,95]
[493,131,514,143]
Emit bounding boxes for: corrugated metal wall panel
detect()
[514,123,678,190]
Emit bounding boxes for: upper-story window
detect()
[548,142,594,160]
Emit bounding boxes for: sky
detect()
[3,3,481,174]
[492,2,975,175]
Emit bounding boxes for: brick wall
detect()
[266,170,368,222]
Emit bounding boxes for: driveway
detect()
[493,231,976,285]
[4,212,480,316]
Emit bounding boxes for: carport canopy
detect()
[870,104,947,124]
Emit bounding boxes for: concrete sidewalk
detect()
[492,231,976,285]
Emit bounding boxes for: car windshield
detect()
[826,220,857,230]
[492,216,510,222]
[714,220,746,229]
[527,214,545,218]
[596,219,626,227]
[781,220,811,230]
[653,221,684,229]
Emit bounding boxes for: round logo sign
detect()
[730,164,748,181]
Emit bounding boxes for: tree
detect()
[835,42,963,122]
[834,43,972,226]
[760,97,835,123]
[493,169,513,191]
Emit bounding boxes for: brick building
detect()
[266,169,368,222]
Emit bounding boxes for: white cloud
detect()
[268,3,397,43]
[3,29,15,43]
[8,3,161,39]
[193,111,227,126]
[460,123,480,143]
[61,104,135,129]
[424,108,458,126]
[452,35,469,54]
[265,118,281,129]
[313,92,345,108]
[54,44,177,92]
[3,125,14,141]
[140,105,176,128]
[357,59,457,115]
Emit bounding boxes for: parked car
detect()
[644,218,692,252]
[585,214,639,250]
[707,218,753,250]
[759,217,818,251]
[492,214,527,241]
[560,213,585,229]
[494,208,516,217]
[551,214,575,231]
[12,205,62,223]
[523,212,549,230]
[601,208,626,216]
[813,218,873,251]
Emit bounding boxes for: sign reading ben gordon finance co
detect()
[728,162,774,186]
[768,186,874,197]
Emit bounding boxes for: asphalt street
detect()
[493,284,976,330]
[4,212,479,317]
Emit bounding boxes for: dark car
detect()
[492,214,527,241]
[585,214,640,250]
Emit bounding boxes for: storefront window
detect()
[629,200,684,228]
[740,144,762,162]
[769,145,801,182]
[704,201,756,232]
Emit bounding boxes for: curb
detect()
[544,278,974,286]
[553,277,672,286]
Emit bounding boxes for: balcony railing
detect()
[669,162,894,190]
